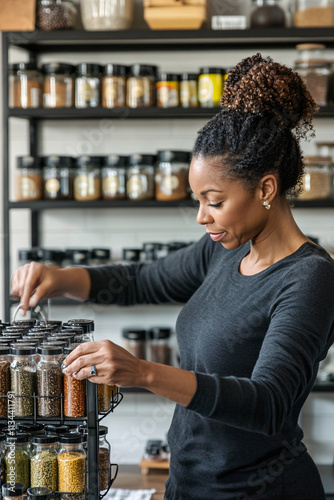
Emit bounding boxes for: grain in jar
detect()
[63,347,86,417]
[127,64,158,108]
[198,67,224,107]
[30,435,58,491]
[42,63,75,108]
[127,154,156,200]
[75,64,101,108]
[102,64,127,108]
[97,384,118,413]
[294,44,330,105]
[57,434,86,498]
[43,155,74,200]
[0,347,11,417]
[180,73,198,108]
[10,347,36,417]
[122,329,146,359]
[5,434,30,490]
[10,63,42,109]
[98,426,111,492]
[36,347,63,418]
[15,157,43,202]
[37,0,78,30]
[73,156,102,201]
[157,73,179,108]
[298,156,333,200]
[155,150,190,201]
[102,154,127,200]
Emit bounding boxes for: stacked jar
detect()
[63,346,86,417]
[0,347,11,417]
[15,157,43,202]
[5,433,30,490]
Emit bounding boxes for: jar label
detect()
[157,82,179,107]
[75,175,96,197]
[198,74,223,106]
[180,81,197,107]
[20,177,37,198]
[45,178,61,194]
[127,175,147,197]
[103,177,120,196]
[161,175,179,194]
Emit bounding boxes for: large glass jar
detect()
[102,64,127,108]
[10,63,43,109]
[294,44,330,106]
[298,156,333,200]
[80,0,134,30]
[148,327,172,365]
[42,63,75,108]
[98,426,111,492]
[0,347,11,417]
[15,157,43,202]
[198,68,224,108]
[155,150,190,201]
[75,64,101,109]
[250,0,286,27]
[36,346,63,418]
[295,0,334,27]
[126,65,158,108]
[73,156,102,201]
[122,329,146,359]
[37,0,78,30]
[102,154,127,200]
[180,73,198,108]
[126,154,156,200]
[63,347,86,417]
[43,155,74,200]
[30,435,58,490]
[5,434,30,490]
[57,434,86,499]
[10,347,36,417]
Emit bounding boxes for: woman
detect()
[11,54,334,499]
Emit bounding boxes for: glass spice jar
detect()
[15,156,43,202]
[126,154,156,200]
[37,0,78,30]
[75,63,101,109]
[63,347,86,418]
[2,483,25,500]
[30,435,58,491]
[90,248,111,265]
[157,73,179,108]
[250,0,286,28]
[42,63,75,108]
[66,319,95,336]
[43,155,74,200]
[102,154,128,200]
[10,63,43,109]
[0,347,11,417]
[155,150,190,201]
[10,346,37,417]
[298,156,333,200]
[294,0,334,27]
[57,434,86,499]
[36,346,63,418]
[27,486,53,500]
[73,156,102,201]
[148,327,172,365]
[97,384,118,413]
[18,249,40,265]
[122,329,146,359]
[122,248,142,263]
[180,73,198,108]
[126,64,158,108]
[98,426,111,492]
[102,64,127,108]
[294,44,330,106]
[198,68,225,107]
[5,434,30,490]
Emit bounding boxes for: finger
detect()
[10,265,29,301]
[19,263,42,313]
[64,341,104,369]
[74,365,104,381]
[65,351,104,376]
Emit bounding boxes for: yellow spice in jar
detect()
[58,452,86,493]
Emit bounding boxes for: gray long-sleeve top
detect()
[87,237,334,499]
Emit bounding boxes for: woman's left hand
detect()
[63,340,142,387]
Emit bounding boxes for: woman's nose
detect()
[196,204,214,226]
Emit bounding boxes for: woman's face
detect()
[189,155,269,249]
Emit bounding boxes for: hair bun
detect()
[221,53,318,136]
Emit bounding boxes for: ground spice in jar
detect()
[57,435,86,495]
[37,347,63,418]
[0,347,10,417]
[97,384,117,413]
[155,150,190,201]
[43,63,75,108]
[298,156,333,200]
[148,327,172,365]
[15,157,43,202]
[99,447,110,491]
[127,64,157,108]
[11,63,42,109]
[10,347,36,418]
[30,436,58,491]
[73,156,102,201]
[102,64,127,108]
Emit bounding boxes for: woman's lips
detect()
[208,232,227,242]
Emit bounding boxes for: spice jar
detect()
[294,44,330,106]
[43,155,74,200]
[2,483,25,500]
[148,327,172,365]
[98,426,111,492]
[63,347,86,417]
[251,0,286,28]
[127,154,156,200]
[298,156,333,200]
[37,0,78,30]
[42,63,75,108]
[102,155,127,200]
[10,63,43,109]
[15,157,43,202]
[180,73,198,108]
[97,384,118,413]
[102,64,127,108]
[122,248,142,263]
[152,243,170,260]
[198,68,224,107]
[75,63,101,109]
[126,65,158,108]
[57,434,86,498]
[18,249,40,265]
[27,487,52,500]
[0,347,11,417]
[157,73,179,108]
[66,319,95,336]
[5,434,30,490]
[73,156,102,201]
[80,0,134,30]
[90,248,111,265]
[10,346,36,417]
[155,150,190,201]
[295,0,334,27]
[122,329,146,359]
[30,435,58,491]
[316,142,334,160]
[36,347,63,418]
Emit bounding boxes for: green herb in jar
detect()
[30,450,57,490]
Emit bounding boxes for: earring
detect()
[263,200,271,210]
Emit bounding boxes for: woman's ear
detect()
[258,175,278,204]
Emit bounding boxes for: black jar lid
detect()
[148,327,171,340]
[18,248,40,262]
[157,150,190,163]
[2,484,25,497]
[29,325,55,333]
[129,153,157,167]
[5,432,30,443]
[42,155,74,168]
[44,423,70,435]
[129,64,158,78]
[42,341,67,348]
[199,67,225,74]
[37,249,63,263]
[10,62,39,72]
[63,343,81,355]
[38,320,62,329]
[76,63,102,76]
[0,339,11,345]
[103,154,128,168]
[36,346,63,356]
[31,434,58,445]
[122,328,146,341]
[27,486,53,500]
[18,423,45,435]
[42,62,75,75]
[122,248,142,262]
[17,156,41,168]
[79,424,108,436]
[0,346,11,355]
[75,155,102,168]
[180,73,199,81]
[60,326,84,335]
[11,319,36,327]
[51,332,76,342]
[10,346,36,355]
[67,319,95,333]
[59,433,84,444]
[158,73,179,82]
[103,63,128,77]
[91,248,111,260]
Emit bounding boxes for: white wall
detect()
[1,35,334,465]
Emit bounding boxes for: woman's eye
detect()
[208,202,223,208]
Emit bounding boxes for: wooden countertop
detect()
[112,464,168,499]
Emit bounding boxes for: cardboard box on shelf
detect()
[144,0,207,30]
[0,0,36,31]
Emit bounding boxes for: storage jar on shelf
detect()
[37,0,78,30]
[43,155,74,200]
[42,63,75,108]
[126,154,156,200]
[10,63,43,109]
[148,327,172,365]
[80,0,134,30]
[198,68,224,108]
[180,73,198,108]
[298,156,333,200]
[294,44,330,106]
[75,64,101,109]
[57,434,86,499]
[102,64,127,108]
[294,0,334,27]
[30,435,58,491]
[15,156,43,202]
[122,329,146,359]
[126,65,158,108]
[250,0,286,28]
[102,155,127,200]
[73,156,102,201]
[155,150,190,201]
[157,73,179,108]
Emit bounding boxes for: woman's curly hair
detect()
[192,53,319,197]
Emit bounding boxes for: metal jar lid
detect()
[42,62,75,75]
